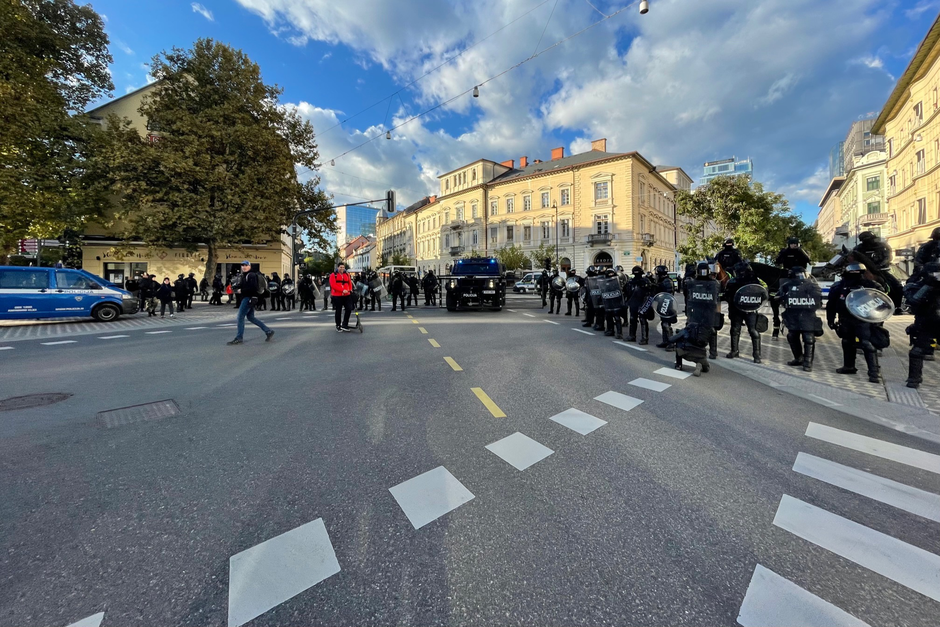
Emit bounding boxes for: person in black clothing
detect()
[156,277,175,317]
[422,271,438,306]
[298,275,313,311]
[185,273,197,308]
[771,236,812,339]
[124,274,141,308]
[367,271,382,311]
[538,270,549,308]
[914,227,940,271]
[680,263,695,314]
[282,276,296,310]
[210,274,223,306]
[174,274,187,313]
[269,272,283,311]
[715,238,743,275]
[672,262,721,376]
[406,274,419,307]
[626,266,652,344]
[228,260,275,344]
[905,261,940,388]
[199,277,210,301]
[854,230,902,312]
[723,261,765,363]
[781,266,823,371]
[139,273,157,316]
[548,270,565,314]
[653,265,676,349]
[581,266,599,328]
[827,263,882,382]
[390,271,407,311]
[566,269,582,316]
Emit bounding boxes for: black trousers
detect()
[567,294,580,315]
[549,291,563,312]
[540,289,548,306]
[332,295,353,328]
[392,293,406,310]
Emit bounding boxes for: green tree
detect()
[92,39,333,281]
[527,243,557,270]
[390,252,412,266]
[494,244,527,270]
[0,0,113,260]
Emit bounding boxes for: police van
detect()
[0,266,138,322]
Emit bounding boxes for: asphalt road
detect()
[0,295,938,627]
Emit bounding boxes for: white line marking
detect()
[98,335,130,340]
[0,346,13,350]
[737,564,870,627]
[275,317,292,320]
[793,453,940,523]
[523,313,536,318]
[66,612,106,627]
[485,432,554,471]
[185,327,208,330]
[389,466,475,529]
[653,367,692,380]
[613,340,648,352]
[549,408,607,435]
[542,319,560,325]
[41,340,76,345]
[507,309,518,312]
[629,378,672,392]
[808,393,842,407]
[572,328,595,335]
[594,391,644,412]
[145,330,172,334]
[805,422,940,475]
[228,518,340,627]
[217,324,237,327]
[773,494,940,602]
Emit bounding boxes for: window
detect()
[560,188,570,206]
[914,101,924,125]
[523,226,532,241]
[887,139,893,159]
[523,195,531,211]
[867,201,880,214]
[472,230,479,246]
[489,227,498,244]
[445,234,451,248]
[471,204,478,219]
[456,208,463,221]
[445,180,450,191]
[506,226,514,242]
[472,169,477,182]
[917,149,926,175]
[56,271,98,289]
[595,215,609,234]
[638,182,646,205]
[0,269,49,289]
[866,176,880,191]
[541,221,550,239]
[444,211,451,224]
[889,174,896,195]
[934,87,938,110]
[490,200,498,216]
[506,197,514,213]
[560,219,570,238]
[594,181,609,202]
[541,192,550,208]
[917,198,927,225]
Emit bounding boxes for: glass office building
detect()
[699,156,754,186]
[336,205,378,244]
[829,142,845,180]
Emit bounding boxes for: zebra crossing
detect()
[737,422,940,626]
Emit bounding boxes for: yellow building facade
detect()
[377,141,684,275]
[872,12,940,270]
[81,83,295,284]
[816,177,845,245]
[836,151,889,249]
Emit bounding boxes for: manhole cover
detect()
[96,399,181,428]
[0,393,73,412]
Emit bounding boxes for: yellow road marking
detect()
[444,357,463,371]
[428,339,441,347]
[418,327,428,334]
[411,319,419,324]
[471,387,506,418]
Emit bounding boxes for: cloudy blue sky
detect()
[92,0,938,222]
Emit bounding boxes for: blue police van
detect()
[0,266,138,322]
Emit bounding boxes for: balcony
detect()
[448,219,466,230]
[859,212,891,226]
[640,232,656,247]
[587,233,612,245]
[449,246,465,256]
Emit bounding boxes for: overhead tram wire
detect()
[318,0,554,137]
[324,0,641,165]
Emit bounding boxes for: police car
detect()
[0,266,138,322]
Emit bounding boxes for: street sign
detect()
[18,239,38,256]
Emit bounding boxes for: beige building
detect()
[81,83,295,284]
[836,151,890,249]
[377,140,686,275]
[816,177,845,245]
[872,12,940,270]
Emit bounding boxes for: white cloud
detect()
[757,73,800,107]
[115,39,134,55]
[191,3,214,22]
[320,52,332,63]
[905,0,940,20]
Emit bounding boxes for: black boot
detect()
[752,334,762,364]
[787,333,802,366]
[726,327,741,358]
[639,322,649,345]
[907,352,925,388]
[837,340,857,374]
[864,350,880,383]
[772,326,780,341]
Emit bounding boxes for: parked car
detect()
[512,271,542,293]
[0,266,138,322]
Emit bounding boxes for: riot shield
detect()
[733,283,768,312]
[599,277,624,310]
[687,280,720,327]
[846,288,894,323]
[551,276,566,292]
[780,279,822,331]
[651,292,678,320]
[586,277,603,308]
[281,283,296,296]
[311,283,321,300]
[267,281,280,294]
[355,282,369,297]
[566,277,581,294]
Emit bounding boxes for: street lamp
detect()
[553,201,559,271]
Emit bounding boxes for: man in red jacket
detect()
[329,262,355,331]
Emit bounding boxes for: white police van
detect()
[0,266,138,322]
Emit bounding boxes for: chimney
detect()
[533,159,543,164]
[591,138,607,152]
[429,195,436,203]
[519,156,528,168]
[500,159,514,168]
[551,147,565,161]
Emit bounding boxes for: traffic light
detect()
[294,252,305,266]
[386,189,396,213]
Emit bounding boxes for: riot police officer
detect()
[269,272,283,311]
[581,266,599,328]
[723,261,765,363]
[566,269,582,316]
[626,266,652,344]
[174,274,188,312]
[368,270,382,311]
[653,265,676,349]
[780,266,823,372]
[854,231,902,312]
[775,236,811,270]
[422,270,438,306]
[390,271,407,311]
[185,272,198,309]
[601,268,627,338]
[715,238,743,274]
[548,270,565,314]
[538,269,549,308]
[673,261,721,376]
[827,263,882,382]
[914,227,940,272]
[905,261,940,388]
[282,276,296,310]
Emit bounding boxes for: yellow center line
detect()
[418,327,428,334]
[406,315,413,318]
[428,339,441,348]
[444,356,463,371]
[412,320,419,324]
[471,387,506,418]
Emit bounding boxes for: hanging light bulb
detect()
[386,130,391,140]
[639,0,649,14]
[473,85,479,98]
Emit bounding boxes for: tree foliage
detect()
[675,175,833,265]
[0,0,113,260]
[494,244,528,270]
[91,39,334,281]
[527,243,557,270]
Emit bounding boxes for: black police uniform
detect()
[914,228,940,271]
[673,265,720,376]
[282,277,295,310]
[566,271,582,316]
[174,275,188,312]
[905,262,940,388]
[723,264,764,363]
[390,272,407,311]
[423,271,438,306]
[185,274,197,308]
[581,267,599,328]
[548,272,564,314]
[538,271,549,308]
[827,272,882,382]
[601,270,627,337]
[780,269,822,371]
[626,269,652,344]
[715,243,743,274]
[854,233,902,310]
[653,268,676,349]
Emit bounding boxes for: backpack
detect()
[254,272,269,297]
